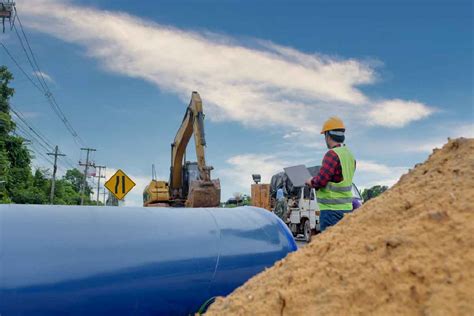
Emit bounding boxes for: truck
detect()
[285,183,363,242]
[269,165,363,242]
[286,186,319,242]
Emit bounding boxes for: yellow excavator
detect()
[143,91,221,207]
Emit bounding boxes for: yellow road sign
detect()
[104,169,136,200]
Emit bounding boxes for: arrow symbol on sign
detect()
[115,176,120,193]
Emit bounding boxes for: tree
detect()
[64,168,85,192]
[0,66,19,202]
[361,185,388,201]
[0,66,96,206]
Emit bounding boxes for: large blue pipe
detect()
[0,205,296,315]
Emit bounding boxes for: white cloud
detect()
[354,160,408,191]
[357,160,393,175]
[19,111,41,119]
[453,123,474,138]
[33,71,54,83]
[402,122,474,153]
[368,99,434,128]
[216,153,298,200]
[19,0,434,133]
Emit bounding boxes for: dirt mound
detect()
[207,138,474,316]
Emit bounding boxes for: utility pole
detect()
[102,188,107,205]
[95,165,106,205]
[47,145,65,204]
[79,147,96,205]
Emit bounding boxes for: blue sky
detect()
[1,0,472,206]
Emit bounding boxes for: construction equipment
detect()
[252,165,363,242]
[143,92,220,207]
[143,165,170,206]
[287,186,319,242]
[283,165,319,242]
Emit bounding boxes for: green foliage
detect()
[0,66,15,201]
[223,194,251,208]
[0,65,96,205]
[361,185,388,201]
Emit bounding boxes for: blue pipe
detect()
[0,205,296,315]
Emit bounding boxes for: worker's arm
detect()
[305,150,340,190]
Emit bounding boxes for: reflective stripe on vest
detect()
[316,145,355,211]
[317,197,354,205]
[326,184,352,192]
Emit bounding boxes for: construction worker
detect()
[305,117,356,232]
[274,187,288,222]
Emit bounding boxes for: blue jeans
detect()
[320,210,352,232]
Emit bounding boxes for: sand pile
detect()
[207,138,474,315]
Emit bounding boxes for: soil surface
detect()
[207,138,474,316]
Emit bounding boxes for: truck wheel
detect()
[303,220,312,243]
[289,224,298,237]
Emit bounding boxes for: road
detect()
[295,239,308,248]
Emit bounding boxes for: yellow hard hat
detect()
[320,117,345,134]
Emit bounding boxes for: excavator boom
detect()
[170,92,220,207]
[144,91,220,207]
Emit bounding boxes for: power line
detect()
[2,41,86,148]
[2,6,92,174]
[14,10,49,91]
[17,132,54,165]
[3,8,87,147]
[10,106,76,170]
[9,103,78,168]
[14,121,51,153]
[12,23,47,92]
[0,42,44,92]
[10,105,54,151]
[15,125,75,172]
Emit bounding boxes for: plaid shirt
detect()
[311,144,355,190]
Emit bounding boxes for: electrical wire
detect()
[0,42,44,93]
[15,128,54,165]
[7,9,86,147]
[10,105,54,151]
[2,7,99,177]
[10,106,77,170]
[12,24,48,92]
[1,41,86,154]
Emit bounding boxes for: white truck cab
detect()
[288,186,319,242]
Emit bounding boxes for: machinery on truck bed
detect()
[143,92,220,207]
[252,165,363,242]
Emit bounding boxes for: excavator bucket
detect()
[186,179,221,207]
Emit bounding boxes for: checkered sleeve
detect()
[310,150,340,190]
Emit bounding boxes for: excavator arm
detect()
[143,91,220,207]
[169,91,220,206]
[170,92,209,191]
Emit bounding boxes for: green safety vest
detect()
[316,145,355,211]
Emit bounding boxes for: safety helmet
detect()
[320,117,345,134]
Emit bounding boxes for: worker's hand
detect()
[305,177,313,187]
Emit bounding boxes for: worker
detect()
[305,117,356,232]
[274,187,288,222]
